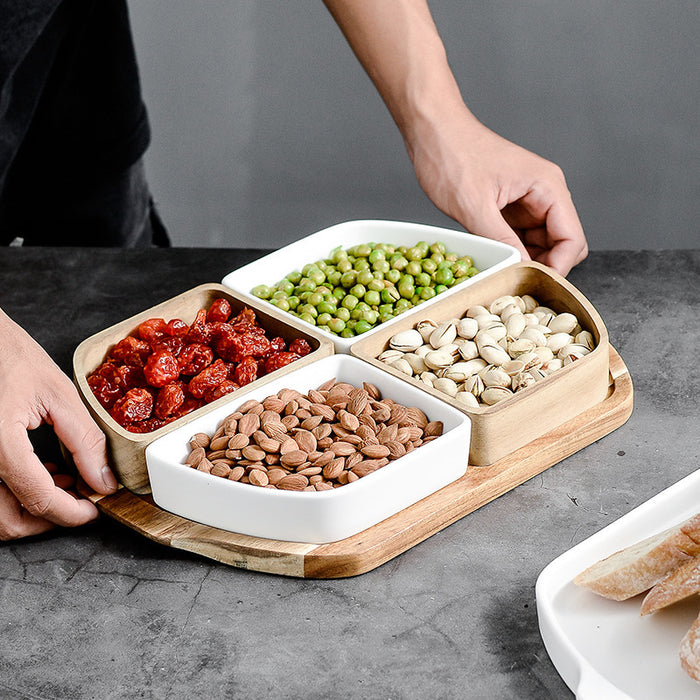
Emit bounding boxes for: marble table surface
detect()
[1,247,698,699]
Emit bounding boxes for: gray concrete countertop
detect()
[1,248,698,699]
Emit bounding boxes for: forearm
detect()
[322,0,478,149]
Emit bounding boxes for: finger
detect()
[0,483,56,540]
[538,201,588,276]
[462,203,531,262]
[47,381,117,495]
[0,421,100,528]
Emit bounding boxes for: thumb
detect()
[49,380,118,495]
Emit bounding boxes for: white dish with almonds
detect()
[536,468,700,699]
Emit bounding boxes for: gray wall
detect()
[129,1,699,251]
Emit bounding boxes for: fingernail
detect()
[101,465,118,492]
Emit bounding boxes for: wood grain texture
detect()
[83,346,632,579]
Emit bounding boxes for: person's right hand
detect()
[0,309,117,541]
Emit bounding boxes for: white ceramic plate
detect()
[536,469,700,699]
[145,354,471,544]
[221,219,520,353]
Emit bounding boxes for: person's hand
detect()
[406,112,588,276]
[322,0,588,277]
[0,309,117,541]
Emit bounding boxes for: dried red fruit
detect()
[206,298,232,323]
[270,336,286,353]
[138,318,167,344]
[178,343,214,375]
[288,338,312,357]
[143,350,180,388]
[233,355,258,386]
[264,351,301,374]
[87,375,122,409]
[110,336,151,367]
[165,318,189,336]
[151,335,186,356]
[111,388,153,425]
[188,359,229,398]
[154,382,186,420]
[203,379,239,403]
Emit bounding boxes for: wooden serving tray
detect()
[82,346,633,579]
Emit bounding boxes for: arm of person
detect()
[0,308,117,540]
[322,0,588,276]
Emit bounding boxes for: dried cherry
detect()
[111,388,153,424]
[154,383,185,420]
[143,350,180,388]
[178,343,214,375]
[264,351,301,374]
[188,359,229,399]
[206,298,232,323]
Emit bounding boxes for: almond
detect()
[301,414,323,430]
[255,435,281,453]
[406,406,428,429]
[189,433,210,449]
[196,458,213,473]
[281,414,300,430]
[210,462,232,478]
[238,399,263,414]
[317,436,334,449]
[385,440,406,459]
[280,450,308,468]
[278,388,303,403]
[266,468,288,485]
[227,433,249,450]
[312,423,332,441]
[284,400,299,415]
[222,416,239,435]
[330,441,355,456]
[297,466,323,477]
[228,465,245,481]
[307,389,327,404]
[310,403,335,421]
[388,403,408,425]
[225,448,242,460]
[260,409,282,426]
[338,410,360,432]
[293,429,317,453]
[238,413,260,436]
[361,444,390,459]
[347,388,369,416]
[352,457,388,477]
[344,452,364,471]
[279,437,299,454]
[314,481,334,491]
[242,445,266,462]
[248,469,269,487]
[362,382,381,400]
[277,474,309,491]
[263,421,288,441]
[424,421,444,437]
[262,396,286,413]
[316,377,337,392]
[322,457,345,481]
[295,408,312,421]
[209,435,230,452]
[185,446,206,466]
[311,451,334,467]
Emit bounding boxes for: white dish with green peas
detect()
[221,220,521,353]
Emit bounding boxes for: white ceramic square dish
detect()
[536,469,700,699]
[221,219,520,353]
[145,354,471,544]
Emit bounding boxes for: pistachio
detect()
[389,328,423,352]
[456,317,479,339]
[454,391,480,409]
[416,319,438,342]
[429,321,457,349]
[432,377,459,398]
[481,386,513,405]
[423,349,455,370]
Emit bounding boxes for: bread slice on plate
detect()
[641,556,700,615]
[680,610,700,682]
[573,513,700,600]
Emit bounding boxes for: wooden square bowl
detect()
[350,262,610,465]
[73,283,334,493]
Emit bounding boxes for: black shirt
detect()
[0,0,153,245]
